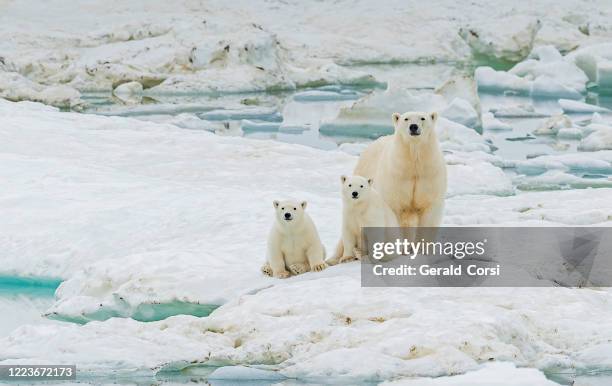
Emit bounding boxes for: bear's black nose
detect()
[409,124,419,133]
[284,212,291,219]
[352,191,359,198]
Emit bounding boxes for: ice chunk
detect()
[533,114,572,135]
[475,67,531,95]
[515,170,612,191]
[482,112,513,131]
[113,81,143,96]
[557,127,583,139]
[447,162,514,197]
[558,99,610,113]
[579,125,612,151]
[489,104,547,118]
[459,17,541,63]
[0,71,84,109]
[240,120,281,133]
[440,98,479,129]
[435,76,482,128]
[568,43,612,91]
[530,76,582,99]
[292,89,361,102]
[199,107,282,122]
[436,118,493,153]
[510,46,588,95]
[514,152,612,175]
[112,81,143,104]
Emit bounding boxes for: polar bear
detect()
[261,199,327,278]
[353,111,447,241]
[329,175,399,264]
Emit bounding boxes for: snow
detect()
[2,0,612,102]
[0,99,611,383]
[4,277,612,382]
[382,362,559,386]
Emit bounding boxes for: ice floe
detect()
[4,278,612,382]
[558,98,611,114]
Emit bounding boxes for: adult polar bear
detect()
[332,111,447,261]
[357,111,447,228]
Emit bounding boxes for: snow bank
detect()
[4,278,612,382]
[0,99,514,322]
[2,0,612,105]
[0,71,84,109]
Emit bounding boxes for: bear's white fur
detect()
[330,175,399,264]
[262,199,327,278]
[353,111,447,241]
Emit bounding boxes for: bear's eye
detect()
[348,184,352,187]
[293,207,296,211]
[420,117,425,121]
[404,118,409,121]
[281,207,284,210]
[360,185,364,188]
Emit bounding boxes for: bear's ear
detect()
[430,112,438,123]
[300,201,307,209]
[392,112,401,124]
[340,175,347,183]
[273,200,280,208]
[368,178,373,186]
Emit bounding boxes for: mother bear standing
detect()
[332,111,447,262]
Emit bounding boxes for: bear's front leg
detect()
[261,262,273,277]
[268,248,290,279]
[306,243,327,272]
[339,231,357,263]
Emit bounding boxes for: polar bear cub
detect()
[330,175,399,264]
[261,199,327,278]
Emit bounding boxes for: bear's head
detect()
[273,199,307,224]
[392,111,438,142]
[340,175,373,203]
